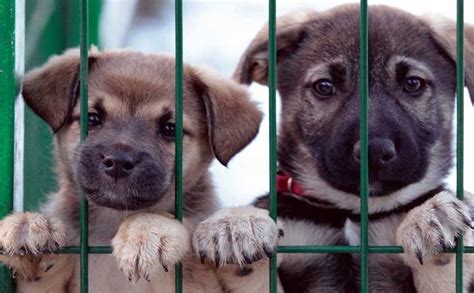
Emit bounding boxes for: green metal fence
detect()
[0,0,471,293]
[0,1,16,291]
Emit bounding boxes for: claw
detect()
[462,218,471,229]
[199,250,206,264]
[163,265,169,272]
[263,245,274,259]
[52,241,60,251]
[214,251,221,268]
[44,264,54,273]
[144,274,150,282]
[278,229,285,238]
[252,251,263,262]
[243,252,253,265]
[416,250,423,265]
[19,246,28,256]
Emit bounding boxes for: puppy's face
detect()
[23,50,261,211]
[235,5,474,210]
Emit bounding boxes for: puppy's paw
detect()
[0,212,67,281]
[397,191,471,266]
[193,207,281,267]
[112,213,190,283]
[0,212,66,255]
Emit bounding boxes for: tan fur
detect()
[0,48,263,292]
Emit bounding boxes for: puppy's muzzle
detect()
[77,140,169,211]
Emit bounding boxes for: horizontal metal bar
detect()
[60,246,112,254]
[1,245,474,257]
[278,246,474,254]
[278,246,360,253]
[2,245,474,255]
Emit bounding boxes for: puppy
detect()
[234,5,474,292]
[0,48,266,292]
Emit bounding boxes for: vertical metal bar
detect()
[79,0,89,292]
[0,0,16,291]
[174,0,183,291]
[455,0,464,291]
[359,0,369,292]
[268,0,278,292]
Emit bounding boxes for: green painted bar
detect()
[174,0,184,291]
[359,0,369,292]
[279,246,360,254]
[60,246,113,254]
[456,0,465,292]
[278,246,402,254]
[278,246,474,254]
[0,0,16,291]
[79,0,89,292]
[268,0,278,292]
[52,244,474,254]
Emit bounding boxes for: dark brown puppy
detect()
[0,48,268,292]
[233,5,474,292]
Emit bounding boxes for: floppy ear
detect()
[192,67,263,166]
[22,48,98,131]
[233,10,318,85]
[423,16,474,103]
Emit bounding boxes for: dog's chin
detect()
[327,179,412,198]
[82,187,166,211]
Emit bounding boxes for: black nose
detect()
[102,150,136,179]
[353,138,397,167]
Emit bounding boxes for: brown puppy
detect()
[234,5,474,292]
[0,48,266,292]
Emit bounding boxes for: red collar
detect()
[276,171,304,195]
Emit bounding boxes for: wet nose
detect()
[102,151,136,180]
[353,138,397,167]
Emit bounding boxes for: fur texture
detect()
[232,4,474,292]
[0,48,266,292]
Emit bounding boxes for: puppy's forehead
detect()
[302,5,438,64]
[86,52,203,119]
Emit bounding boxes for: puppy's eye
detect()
[312,79,336,98]
[161,122,176,139]
[403,76,425,94]
[88,113,102,127]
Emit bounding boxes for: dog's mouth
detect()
[82,184,168,211]
[76,142,172,211]
[324,175,413,197]
[316,146,427,197]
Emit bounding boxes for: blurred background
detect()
[20,0,474,210]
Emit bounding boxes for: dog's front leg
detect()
[0,212,74,293]
[396,191,474,293]
[193,206,283,293]
[111,213,190,283]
